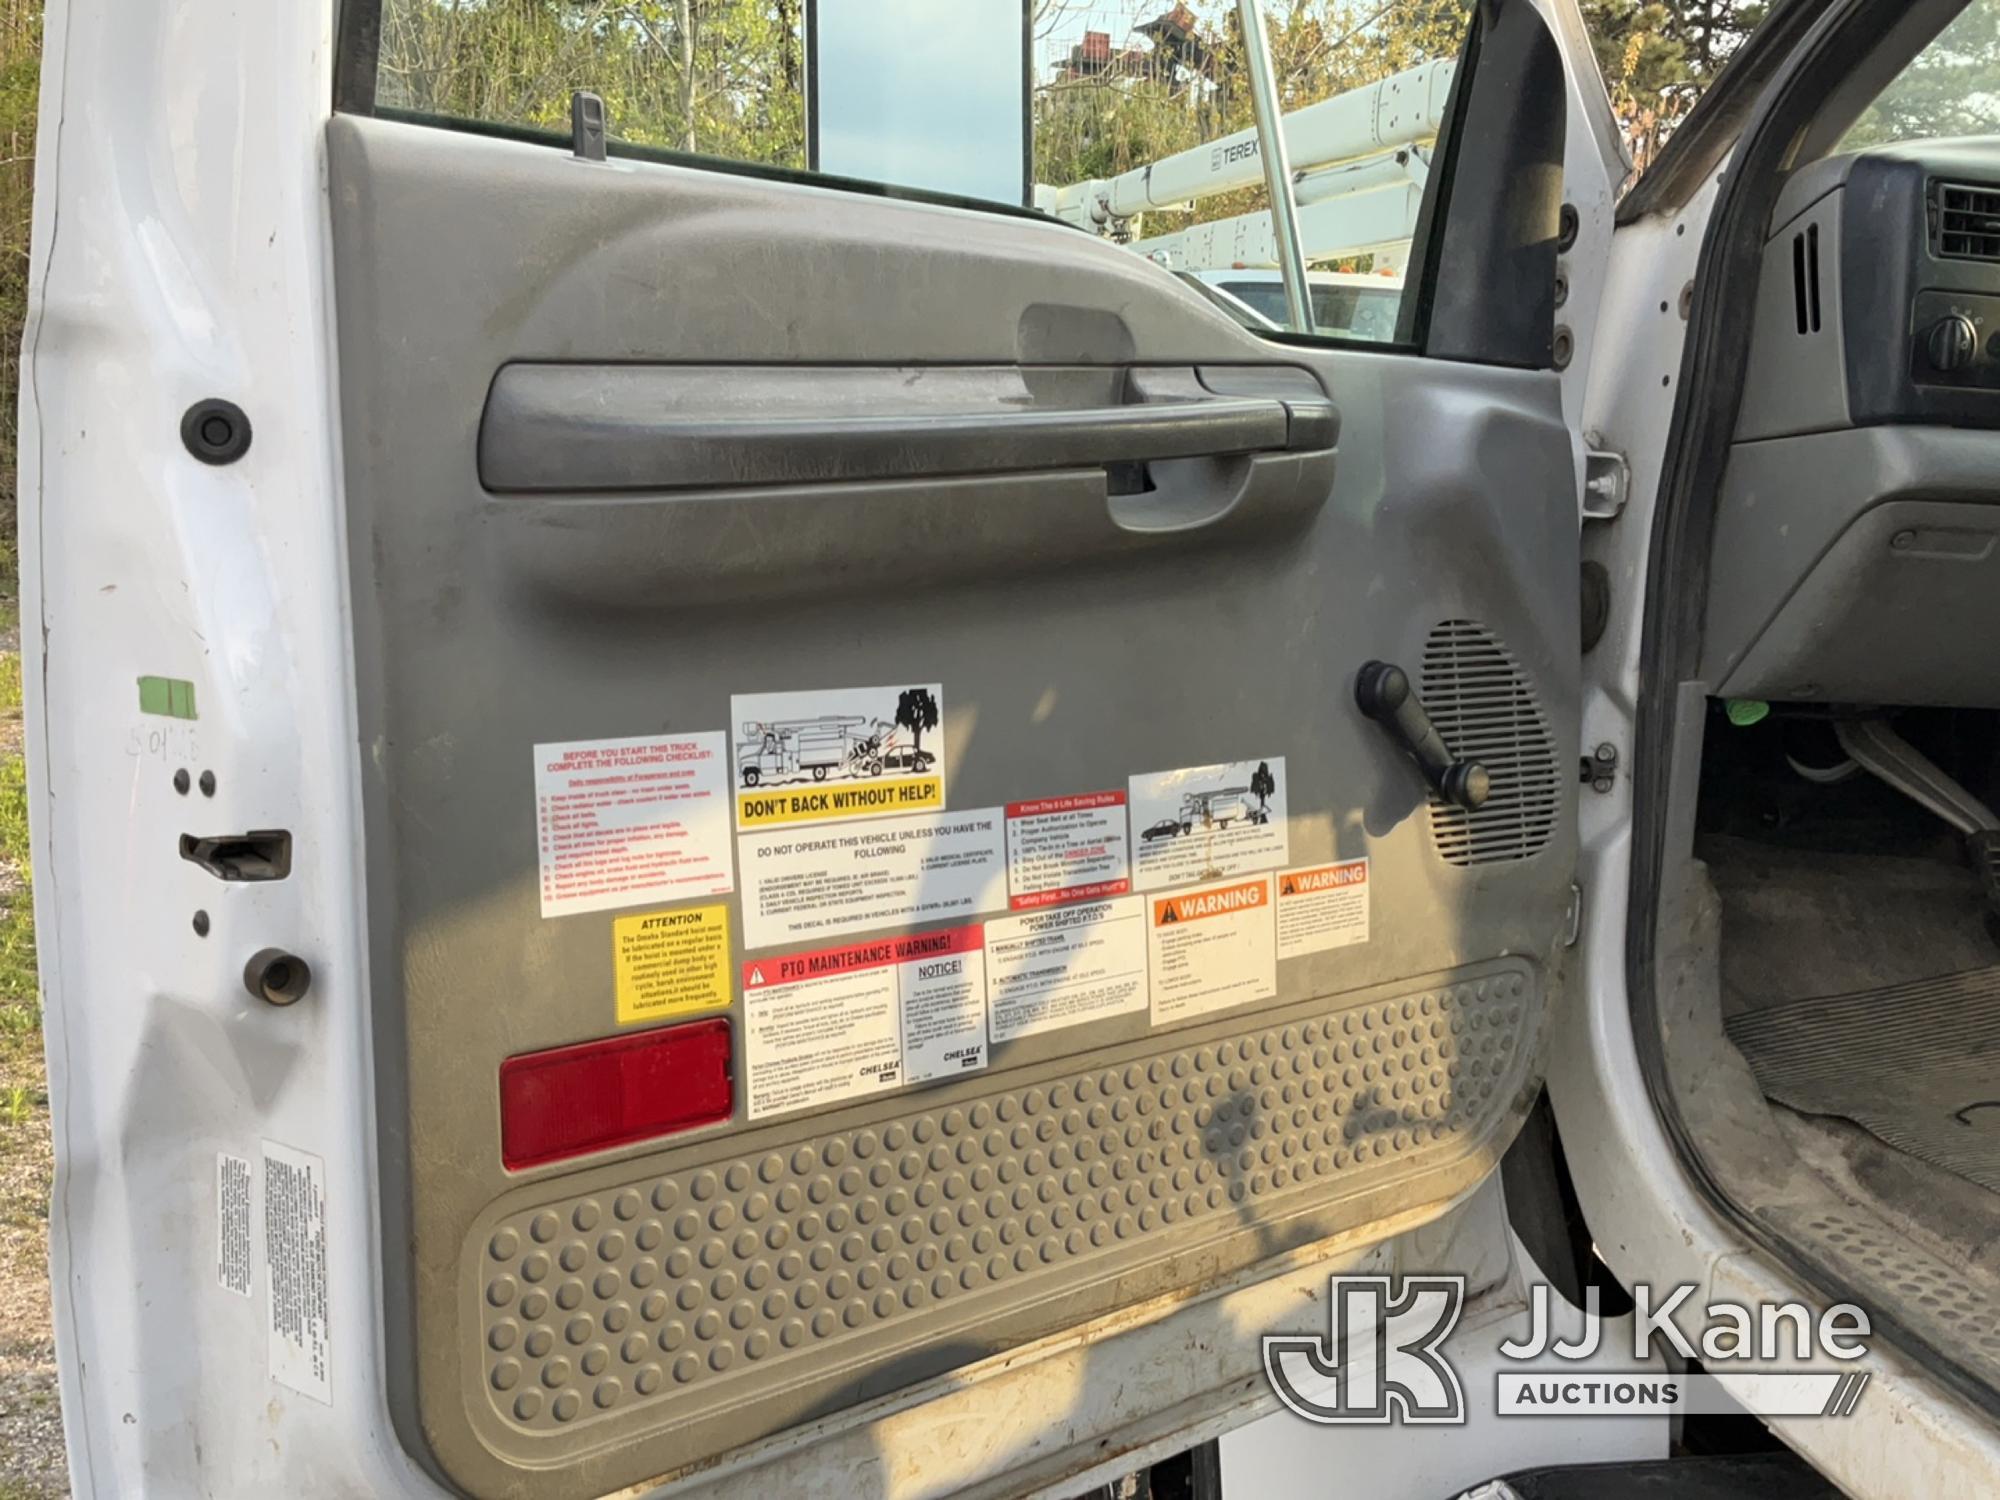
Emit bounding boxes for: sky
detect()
[817,0,1027,201]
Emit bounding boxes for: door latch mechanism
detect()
[1355,661,1490,810]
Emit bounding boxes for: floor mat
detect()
[1702,835,1994,1015]
[1725,965,2000,1196]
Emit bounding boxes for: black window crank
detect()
[1354,660,1491,810]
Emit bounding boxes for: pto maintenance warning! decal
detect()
[741,927,987,1119]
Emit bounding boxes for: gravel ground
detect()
[0,631,66,1499]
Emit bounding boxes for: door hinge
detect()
[1581,741,1619,793]
[1582,445,1628,521]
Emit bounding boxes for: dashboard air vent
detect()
[1791,222,1821,335]
[1934,181,2000,262]
[1419,620,1562,867]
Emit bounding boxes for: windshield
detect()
[1842,0,2000,150]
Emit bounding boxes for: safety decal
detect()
[1129,757,1288,892]
[1147,875,1277,1025]
[737,807,1007,950]
[1275,859,1370,959]
[263,1140,332,1405]
[533,732,733,918]
[987,896,1148,1043]
[216,1152,253,1299]
[1004,791,1131,910]
[614,905,732,1023]
[731,683,944,830]
[742,926,987,1120]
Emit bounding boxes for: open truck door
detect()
[20,0,1629,1493]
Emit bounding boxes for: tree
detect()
[1578,0,1767,170]
[1250,760,1276,811]
[376,0,805,167]
[895,688,939,758]
[370,0,1782,247]
[1842,2,2000,150]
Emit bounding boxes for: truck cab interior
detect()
[1637,0,2000,1421]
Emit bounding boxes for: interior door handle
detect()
[478,364,1337,493]
[1355,660,1491,810]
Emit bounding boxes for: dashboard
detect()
[1707,140,2000,709]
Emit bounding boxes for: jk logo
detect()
[1261,1275,1468,1424]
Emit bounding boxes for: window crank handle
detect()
[1354,660,1491,811]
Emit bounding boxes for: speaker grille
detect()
[1420,620,1561,866]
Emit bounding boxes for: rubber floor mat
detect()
[1725,965,2000,1195]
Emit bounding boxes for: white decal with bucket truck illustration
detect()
[731,682,945,829]
[1128,757,1288,892]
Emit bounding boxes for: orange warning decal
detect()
[1152,877,1267,927]
[1278,860,1368,897]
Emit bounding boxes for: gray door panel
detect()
[328,116,1578,1496]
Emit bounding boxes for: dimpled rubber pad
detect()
[475,966,1531,1434]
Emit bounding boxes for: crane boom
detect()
[1039,58,1453,232]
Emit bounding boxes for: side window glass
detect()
[1840,0,2000,151]
[1581,4,1776,174]
[360,1,1475,345]
[1033,2,1471,343]
[373,1,808,168]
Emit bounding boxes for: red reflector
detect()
[499,1019,733,1170]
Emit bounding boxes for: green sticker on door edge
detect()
[137,675,197,721]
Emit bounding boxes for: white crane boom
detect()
[1133,144,1429,270]
[1039,58,1454,231]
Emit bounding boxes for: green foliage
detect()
[1579,0,1764,165]
[380,0,804,164]
[380,0,1473,236]
[0,751,34,1045]
[364,2,1837,242]
[1844,0,2000,151]
[0,3,35,1070]
[0,0,37,566]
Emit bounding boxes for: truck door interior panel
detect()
[329,114,1578,1493]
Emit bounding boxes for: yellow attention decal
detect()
[614,905,731,1024]
[736,774,943,830]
